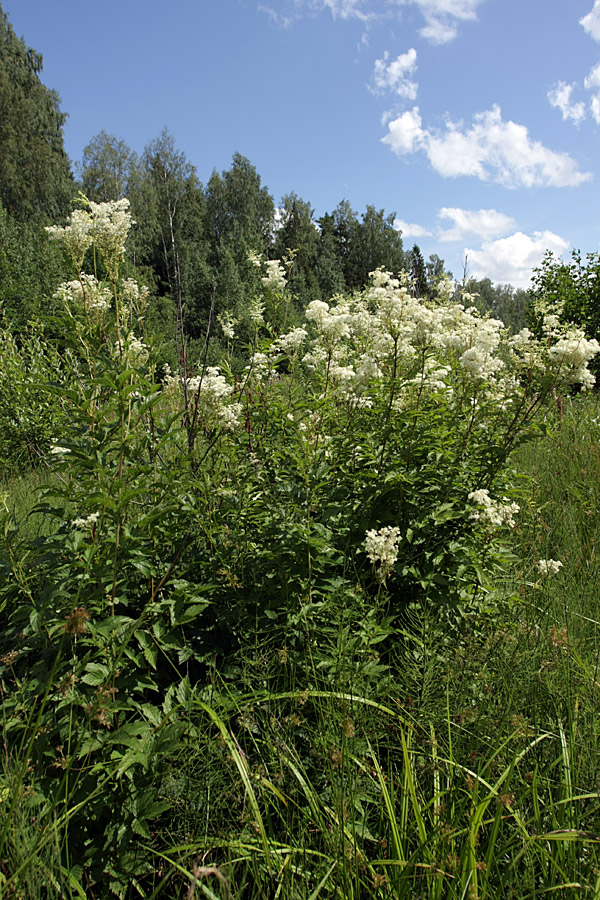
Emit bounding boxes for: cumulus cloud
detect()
[393,218,432,237]
[437,207,515,242]
[372,48,418,99]
[466,231,570,289]
[399,0,487,44]
[382,104,591,188]
[547,82,587,125]
[382,107,425,153]
[581,0,600,41]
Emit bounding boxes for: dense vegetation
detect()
[2,5,600,899]
[1,196,600,899]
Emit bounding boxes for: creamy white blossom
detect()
[261,259,287,293]
[218,312,237,341]
[537,558,563,576]
[218,402,243,431]
[71,512,100,529]
[53,275,111,313]
[468,489,519,529]
[122,278,149,312]
[46,209,92,269]
[276,327,307,354]
[248,297,265,326]
[363,525,401,578]
[88,198,133,280]
[126,336,148,364]
[244,351,271,383]
[187,366,232,402]
[50,444,70,456]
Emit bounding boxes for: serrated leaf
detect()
[81,662,110,686]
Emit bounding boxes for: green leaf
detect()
[81,662,110,686]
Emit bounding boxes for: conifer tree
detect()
[0,2,73,222]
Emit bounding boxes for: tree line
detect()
[0,3,449,343]
[0,0,559,351]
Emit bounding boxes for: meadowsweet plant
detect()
[2,200,600,897]
[227,264,599,622]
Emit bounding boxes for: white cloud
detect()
[400,0,487,44]
[466,231,569,289]
[393,218,432,237]
[382,104,591,188]
[259,0,371,25]
[584,63,600,122]
[547,82,587,126]
[585,61,600,90]
[382,106,425,153]
[261,0,487,40]
[320,0,370,20]
[372,48,418,99]
[437,207,515,242]
[581,0,600,41]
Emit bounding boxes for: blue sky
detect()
[4,0,600,287]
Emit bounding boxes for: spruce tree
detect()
[0,2,73,222]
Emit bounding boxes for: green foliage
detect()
[79,130,140,202]
[465,276,531,333]
[408,243,428,299]
[530,249,600,358]
[0,204,68,326]
[0,2,73,223]
[0,317,67,472]
[323,200,406,293]
[2,202,600,898]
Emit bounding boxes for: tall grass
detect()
[2,399,600,900]
[146,395,600,899]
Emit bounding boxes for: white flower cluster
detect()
[89,199,133,280]
[363,525,401,578]
[468,489,520,529]
[121,278,149,314]
[126,336,148,365]
[218,311,237,341]
[162,363,180,392]
[46,209,93,269]
[46,199,133,280]
[50,443,70,456]
[548,332,600,390]
[71,512,100,529]
[305,298,352,348]
[410,359,452,395]
[248,297,265,327]
[275,327,307,355]
[186,366,242,431]
[261,259,287,293]
[244,351,271,383]
[437,276,456,302]
[508,314,600,390]
[537,558,563,576]
[296,268,600,405]
[248,250,262,269]
[53,275,111,313]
